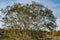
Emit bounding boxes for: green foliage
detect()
[1,1,57,31]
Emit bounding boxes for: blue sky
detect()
[0,0,60,30]
[50,0,60,4]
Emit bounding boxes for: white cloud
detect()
[56,18,60,30]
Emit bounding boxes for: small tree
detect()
[1,2,57,31]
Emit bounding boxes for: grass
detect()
[0,28,60,40]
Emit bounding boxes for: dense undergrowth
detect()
[0,29,60,40]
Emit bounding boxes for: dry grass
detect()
[0,29,60,40]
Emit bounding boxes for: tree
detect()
[1,2,57,31]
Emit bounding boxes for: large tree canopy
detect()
[1,2,57,31]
